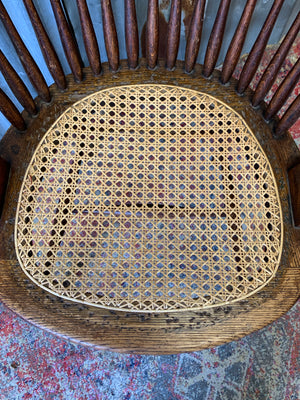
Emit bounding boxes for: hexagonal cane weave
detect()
[15,85,283,312]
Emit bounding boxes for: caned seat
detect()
[0,0,299,354]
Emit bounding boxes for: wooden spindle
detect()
[0,1,50,102]
[203,0,231,78]
[0,88,26,131]
[264,57,300,121]
[221,0,257,84]
[274,95,300,138]
[77,0,101,76]
[23,0,66,90]
[252,12,300,107]
[184,0,206,73]
[125,0,139,69]
[237,0,285,94]
[0,156,10,219]
[101,0,119,72]
[0,49,36,115]
[166,0,181,70]
[146,0,159,69]
[50,0,83,82]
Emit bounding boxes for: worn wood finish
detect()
[264,57,300,121]
[0,1,50,102]
[146,0,159,69]
[124,0,139,69]
[252,12,300,107]
[23,0,66,90]
[0,88,25,131]
[166,0,181,70]
[288,163,300,227]
[0,157,10,219]
[76,0,101,76]
[274,95,300,138]
[203,0,231,78]
[101,0,119,72]
[184,0,206,73]
[50,0,83,82]
[0,62,299,354]
[0,49,36,115]
[221,0,257,84]
[237,0,285,94]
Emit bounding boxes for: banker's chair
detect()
[0,0,299,354]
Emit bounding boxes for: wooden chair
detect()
[0,0,299,354]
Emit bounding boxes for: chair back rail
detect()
[49,0,83,82]
[0,0,50,102]
[0,49,36,115]
[125,0,139,69]
[203,0,231,78]
[101,0,119,72]
[77,0,101,76]
[221,0,257,84]
[237,0,285,94]
[184,0,206,73]
[23,0,67,90]
[166,0,181,70]
[146,0,159,69]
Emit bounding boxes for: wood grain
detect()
[252,12,300,107]
[288,163,300,227]
[274,94,300,138]
[0,0,50,102]
[77,0,101,76]
[0,157,10,219]
[166,0,181,70]
[221,0,257,84]
[0,62,299,354]
[264,57,300,121]
[101,0,119,72]
[124,0,139,69]
[23,0,67,90]
[0,88,26,131]
[0,49,36,115]
[237,0,285,94]
[184,0,206,73]
[203,0,231,78]
[146,0,159,69]
[50,0,83,82]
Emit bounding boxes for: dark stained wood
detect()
[203,0,231,78]
[101,0,119,72]
[50,0,83,82]
[0,62,299,354]
[23,0,66,90]
[146,0,159,69]
[237,0,285,94]
[0,49,36,115]
[252,12,300,107]
[124,0,139,69]
[274,94,300,138]
[184,0,206,73]
[166,0,181,70]
[0,1,50,102]
[264,57,300,121]
[0,88,25,131]
[221,0,257,84]
[77,0,101,76]
[288,163,300,227]
[0,157,10,219]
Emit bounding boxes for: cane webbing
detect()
[15,85,283,312]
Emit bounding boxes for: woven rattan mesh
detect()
[15,85,283,312]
